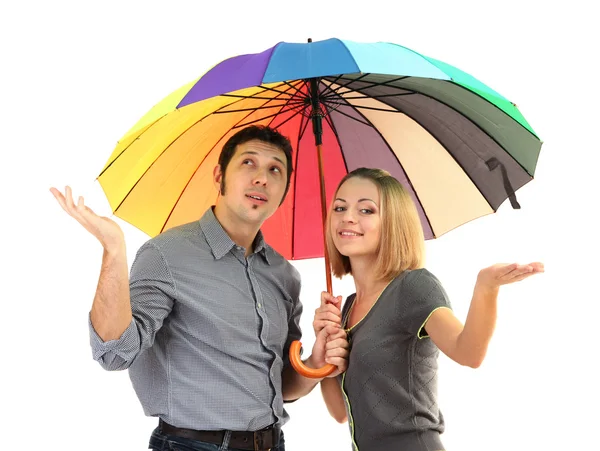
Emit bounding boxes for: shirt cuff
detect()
[88,314,140,362]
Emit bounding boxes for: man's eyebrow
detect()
[239,151,286,167]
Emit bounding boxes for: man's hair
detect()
[218,125,294,203]
[326,168,425,281]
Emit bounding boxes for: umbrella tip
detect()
[307,38,312,43]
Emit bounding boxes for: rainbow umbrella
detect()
[97,38,542,376]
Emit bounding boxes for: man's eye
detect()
[271,166,281,173]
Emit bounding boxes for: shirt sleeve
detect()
[89,241,177,370]
[397,268,452,339]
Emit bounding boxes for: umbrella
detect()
[97,38,542,377]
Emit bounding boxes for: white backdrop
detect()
[1,1,598,450]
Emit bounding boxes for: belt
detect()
[159,419,280,451]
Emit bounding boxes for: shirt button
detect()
[257,303,262,308]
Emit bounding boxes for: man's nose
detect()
[253,169,268,185]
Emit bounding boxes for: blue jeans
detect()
[148,426,286,451]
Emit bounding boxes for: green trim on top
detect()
[417,306,453,339]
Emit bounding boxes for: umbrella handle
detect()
[289,340,336,378]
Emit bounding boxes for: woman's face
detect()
[330,177,382,259]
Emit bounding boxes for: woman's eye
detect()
[361,209,373,214]
[333,206,345,212]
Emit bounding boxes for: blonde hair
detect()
[326,168,425,281]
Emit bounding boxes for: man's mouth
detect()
[246,193,268,203]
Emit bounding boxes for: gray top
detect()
[339,269,451,451]
[89,208,302,431]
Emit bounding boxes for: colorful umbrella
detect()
[97,38,542,377]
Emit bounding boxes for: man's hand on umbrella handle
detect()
[50,186,125,252]
[313,291,343,336]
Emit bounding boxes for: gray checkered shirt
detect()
[89,207,303,431]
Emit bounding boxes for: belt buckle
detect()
[253,429,271,451]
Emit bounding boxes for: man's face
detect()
[214,139,288,226]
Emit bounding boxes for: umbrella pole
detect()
[316,142,333,294]
[288,76,336,378]
[308,76,333,294]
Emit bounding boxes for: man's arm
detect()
[90,244,132,341]
[51,186,175,371]
[51,186,133,340]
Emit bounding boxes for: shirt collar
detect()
[199,207,271,264]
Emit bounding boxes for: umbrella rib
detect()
[440,79,542,146]
[326,101,405,114]
[296,105,312,143]
[214,101,305,114]
[323,92,415,101]
[320,100,350,175]
[97,116,163,179]
[321,106,372,127]
[321,73,372,97]
[233,103,307,129]
[213,80,307,115]
[268,107,306,131]
[254,82,306,99]
[219,93,296,101]
[317,74,345,99]
[265,81,309,128]
[323,75,410,98]
[290,110,309,260]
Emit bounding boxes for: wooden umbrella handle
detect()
[289,340,336,378]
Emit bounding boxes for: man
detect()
[50,125,349,451]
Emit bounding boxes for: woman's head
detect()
[327,168,425,281]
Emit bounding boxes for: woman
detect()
[314,168,543,451]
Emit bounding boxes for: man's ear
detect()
[213,165,222,193]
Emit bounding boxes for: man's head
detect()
[218,126,294,201]
[213,126,294,228]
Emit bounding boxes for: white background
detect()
[1,1,598,450]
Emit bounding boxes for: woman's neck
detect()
[350,256,389,303]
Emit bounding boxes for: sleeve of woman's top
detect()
[396,268,452,339]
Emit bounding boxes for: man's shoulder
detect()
[142,221,205,254]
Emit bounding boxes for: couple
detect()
[51,125,543,451]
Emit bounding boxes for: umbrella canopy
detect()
[97,37,542,377]
[98,38,541,265]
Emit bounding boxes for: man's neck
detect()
[213,205,260,255]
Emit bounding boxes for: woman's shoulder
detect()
[390,268,445,296]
